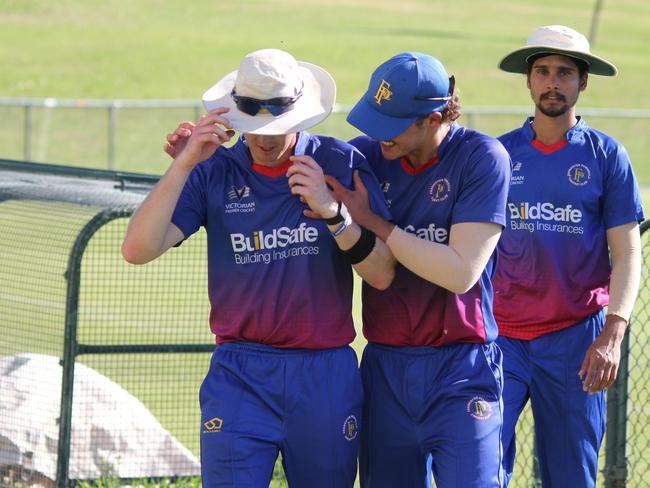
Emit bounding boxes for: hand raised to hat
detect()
[164,121,195,159]
[172,108,235,170]
[286,155,339,219]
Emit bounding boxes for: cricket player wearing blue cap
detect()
[493,25,644,487]
[328,52,511,487]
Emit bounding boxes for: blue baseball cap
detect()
[347,52,453,141]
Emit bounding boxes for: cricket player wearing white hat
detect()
[493,25,644,487]
[123,48,395,487]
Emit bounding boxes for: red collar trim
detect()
[400,156,439,175]
[251,159,292,177]
[531,138,568,155]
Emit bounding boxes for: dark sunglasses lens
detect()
[235,98,261,116]
[265,103,294,116]
[232,93,299,116]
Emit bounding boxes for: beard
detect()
[536,92,572,117]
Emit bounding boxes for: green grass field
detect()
[2,1,649,486]
[0,0,648,182]
[2,0,648,106]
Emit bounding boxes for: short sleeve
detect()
[171,164,208,238]
[452,139,511,226]
[602,144,645,229]
[351,149,393,221]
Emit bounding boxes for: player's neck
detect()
[406,123,449,168]
[531,110,578,146]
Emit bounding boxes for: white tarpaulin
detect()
[0,353,200,481]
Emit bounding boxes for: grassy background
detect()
[0,0,648,181]
[1,0,648,106]
[1,1,649,486]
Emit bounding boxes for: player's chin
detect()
[379,142,401,160]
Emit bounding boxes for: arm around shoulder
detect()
[386,221,502,294]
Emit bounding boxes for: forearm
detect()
[122,159,193,263]
[329,220,395,290]
[385,222,502,294]
[607,222,642,322]
[578,223,641,393]
[599,314,627,349]
[386,228,475,293]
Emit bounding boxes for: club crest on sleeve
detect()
[342,415,359,441]
[567,164,591,186]
[429,178,451,202]
[466,396,493,420]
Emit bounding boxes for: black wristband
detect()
[325,201,345,225]
[343,226,376,264]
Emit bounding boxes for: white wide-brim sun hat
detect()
[202,49,336,135]
[499,25,617,76]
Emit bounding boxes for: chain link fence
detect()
[0,160,211,486]
[0,98,648,185]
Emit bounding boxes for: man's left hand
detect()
[578,315,627,394]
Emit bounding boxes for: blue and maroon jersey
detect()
[493,117,644,340]
[171,131,390,349]
[350,123,511,346]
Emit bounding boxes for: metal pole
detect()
[56,210,125,487]
[24,104,33,161]
[56,264,81,487]
[465,111,476,130]
[108,104,117,170]
[603,327,630,487]
[589,0,605,46]
[532,441,542,487]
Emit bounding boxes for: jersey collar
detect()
[232,131,312,177]
[524,116,588,154]
[399,156,440,175]
[531,138,568,154]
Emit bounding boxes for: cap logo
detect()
[374,80,392,105]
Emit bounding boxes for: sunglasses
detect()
[413,76,456,102]
[231,84,304,116]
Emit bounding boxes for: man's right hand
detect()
[326,170,395,242]
[164,121,195,159]
[168,108,236,168]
